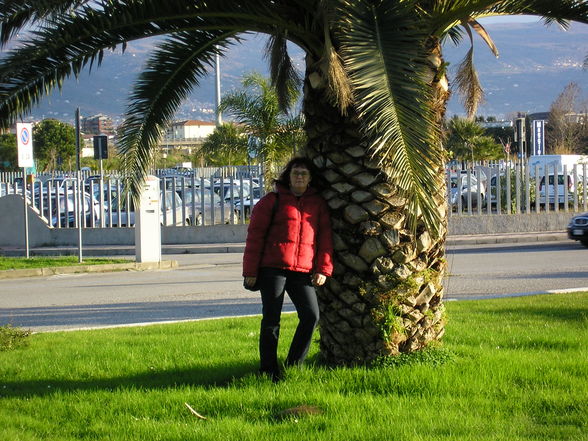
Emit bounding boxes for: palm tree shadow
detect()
[0,361,259,398]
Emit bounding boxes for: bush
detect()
[0,325,31,351]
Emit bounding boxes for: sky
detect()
[477,15,541,24]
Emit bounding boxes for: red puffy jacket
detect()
[242,184,333,277]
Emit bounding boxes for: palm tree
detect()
[0,1,586,365]
[200,122,249,166]
[219,72,305,182]
[446,117,502,162]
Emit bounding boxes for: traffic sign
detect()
[93,135,108,159]
[17,123,34,168]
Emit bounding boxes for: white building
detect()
[164,120,216,141]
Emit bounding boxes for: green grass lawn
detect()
[0,256,131,270]
[1,292,587,441]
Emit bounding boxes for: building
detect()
[161,120,216,154]
[164,120,216,141]
[81,114,115,135]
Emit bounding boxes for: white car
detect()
[450,174,485,210]
[538,173,576,206]
[234,186,263,218]
[176,188,234,225]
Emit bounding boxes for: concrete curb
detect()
[0,260,178,280]
[447,231,567,245]
[0,232,570,257]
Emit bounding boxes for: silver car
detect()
[106,191,190,226]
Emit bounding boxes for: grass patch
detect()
[0,256,131,270]
[0,325,31,351]
[0,293,586,440]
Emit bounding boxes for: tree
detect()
[0,133,16,170]
[445,117,503,162]
[200,123,249,166]
[0,2,586,366]
[32,119,76,172]
[546,82,587,154]
[219,73,305,180]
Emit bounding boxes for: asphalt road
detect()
[445,240,588,299]
[1,241,587,332]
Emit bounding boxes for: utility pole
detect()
[215,50,222,126]
[75,107,81,171]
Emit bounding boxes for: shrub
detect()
[0,325,31,351]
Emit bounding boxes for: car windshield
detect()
[540,175,569,185]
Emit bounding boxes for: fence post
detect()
[524,160,530,214]
[506,164,511,214]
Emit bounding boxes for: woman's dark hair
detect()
[275,156,325,190]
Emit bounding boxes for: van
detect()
[538,173,574,205]
[529,155,587,206]
[528,154,587,178]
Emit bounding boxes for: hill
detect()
[24,21,588,123]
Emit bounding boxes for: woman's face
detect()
[289,165,311,195]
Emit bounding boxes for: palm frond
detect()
[0,0,88,46]
[119,30,238,200]
[467,18,498,57]
[264,32,302,113]
[0,0,304,130]
[336,0,443,233]
[325,43,354,115]
[221,73,279,136]
[492,0,588,24]
[454,24,484,119]
[318,0,353,114]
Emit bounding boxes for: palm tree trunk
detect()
[302,41,449,365]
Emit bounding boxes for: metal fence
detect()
[448,160,588,216]
[2,160,587,229]
[0,165,266,229]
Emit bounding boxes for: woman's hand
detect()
[312,273,327,286]
[244,276,257,289]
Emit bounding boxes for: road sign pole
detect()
[22,168,30,258]
[77,170,83,263]
[16,122,34,258]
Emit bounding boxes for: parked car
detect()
[449,174,485,210]
[234,186,262,218]
[47,191,102,227]
[460,168,487,193]
[106,191,190,226]
[0,182,13,197]
[175,188,234,225]
[567,212,588,247]
[538,173,575,206]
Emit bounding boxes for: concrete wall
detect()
[447,212,573,236]
[0,194,578,247]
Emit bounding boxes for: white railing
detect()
[448,160,588,216]
[2,160,587,229]
[0,166,265,229]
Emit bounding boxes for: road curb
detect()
[0,260,178,280]
[446,232,567,245]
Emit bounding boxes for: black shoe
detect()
[259,369,284,383]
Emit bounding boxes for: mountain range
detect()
[19,20,588,124]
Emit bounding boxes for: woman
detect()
[243,157,333,381]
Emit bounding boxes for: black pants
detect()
[258,267,319,374]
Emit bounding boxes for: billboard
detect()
[532,120,546,156]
